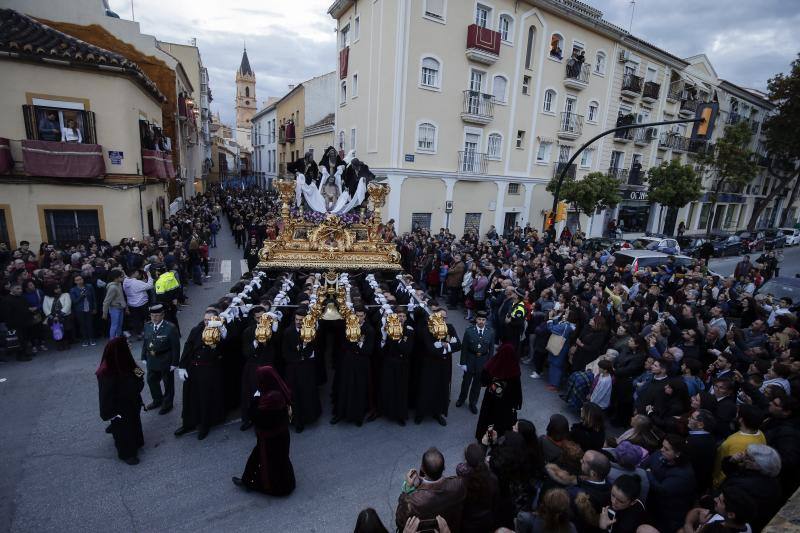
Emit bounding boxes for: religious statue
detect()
[291,146,376,215]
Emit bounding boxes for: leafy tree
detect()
[646,161,703,234]
[692,121,758,232]
[547,171,622,229]
[749,54,800,229]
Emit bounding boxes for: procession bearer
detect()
[140,304,181,415]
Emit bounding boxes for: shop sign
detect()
[620,188,648,201]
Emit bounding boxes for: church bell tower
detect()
[235,45,256,150]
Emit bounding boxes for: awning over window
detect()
[21,140,105,178]
[0,138,12,174]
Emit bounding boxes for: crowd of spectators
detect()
[356,222,800,533]
[0,191,222,361]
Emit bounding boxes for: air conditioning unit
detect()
[618,50,631,62]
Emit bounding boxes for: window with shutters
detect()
[412,213,432,231]
[44,209,101,245]
[22,100,97,144]
[498,15,513,42]
[536,141,552,163]
[587,101,600,123]
[475,4,491,28]
[350,128,357,155]
[542,89,557,113]
[487,133,502,159]
[492,75,508,103]
[595,51,606,75]
[417,122,437,153]
[420,57,441,89]
[424,0,445,21]
[464,213,482,235]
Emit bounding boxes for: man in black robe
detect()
[282,306,321,433]
[415,308,461,426]
[174,310,226,440]
[331,306,375,426]
[239,306,277,431]
[379,306,415,425]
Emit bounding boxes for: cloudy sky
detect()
[109,0,799,125]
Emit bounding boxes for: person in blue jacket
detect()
[545,308,577,390]
[70,273,97,346]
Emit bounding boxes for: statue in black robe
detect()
[379,316,415,425]
[318,146,345,180]
[281,314,321,433]
[415,321,461,426]
[175,319,226,440]
[331,315,375,426]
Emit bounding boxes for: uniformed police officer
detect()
[140,304,181,414]
[154,264,181,334]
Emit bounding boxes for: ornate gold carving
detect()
[254,313,274,343]
[202,325,222,347]
[385,313,403,341]
[345,314,362,342]
[427,312,448,341]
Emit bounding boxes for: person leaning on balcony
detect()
[61,118,83,143]
[37,111,61,142]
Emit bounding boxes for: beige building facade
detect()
[329,0,777,236]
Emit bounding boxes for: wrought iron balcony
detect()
[642,81,660,102]
[621,73,643,97]
[460,90,495,125]
[458,150,488,174]
[679,98,700,116]
[667,81,683,102]
[658,132,689,152]
[466,24,500,65]
[554,162,576,180]
[563,63,590,90]
[633,127,657,145]
[557,112,583,140]
[608,166,628,182]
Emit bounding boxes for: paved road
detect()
[707,244,800,277]
[0,223,568,533]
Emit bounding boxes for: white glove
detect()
[459,365,468,373]
[450,336,457,343]
[253,340,259,348]
[434,341,443,349]
[169,366,177,372]
[254,390,261,397]
[177,368,189,381]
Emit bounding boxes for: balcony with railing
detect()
[614,114,635,143]
[608,166,628,182]
[667,81,683,102]
[659,132,689,152]
[460,90,495,125]
[621,73,643,98]
[679,98,701,116]
[554,162,577,180]
[458,150,488,174]
[633,127,657,145]
[466,24,501,65]
[563,63,591,90]
[557,112,583,140]
[642,81,660,103]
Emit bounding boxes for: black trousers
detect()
[146,366,175,407]
[458,370,481,408]
[127,304,148,335]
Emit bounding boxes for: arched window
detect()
[525,26,536,69]
[543,89,557,113]
[498,15,513,42]
[594,51,606,74]
[492,75,508,103]
[487,133,502,159]
[549,33,564,60]
[587,100,600,123]
[417,122,437,153]
[245,86,250,97]
[420,57,441,89]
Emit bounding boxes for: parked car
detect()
[612,250,695,273]
[779,228,800,246]
[763,229,787,250]
[582,237,625,254]
[735,230,766,253]
[711,235,745,257]
[628,236,681,255]
[676,235,712,258]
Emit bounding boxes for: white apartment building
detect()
[252,100,278,189]
[328,0,778,237]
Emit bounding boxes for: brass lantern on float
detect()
[254,313,274,343]
[345,313,362,342]
[427,312,448,341]
[300,314,317,343]
[202,320,223,347]
[385,313,403,341]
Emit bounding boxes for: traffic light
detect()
[692,102,718,139]
[555,202,568,222]
[544,210,554,229]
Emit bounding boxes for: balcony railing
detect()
[667,81,683,102]
[608,167,628,182]
[680,98,700,115]
[461,90,495,124]
[564,63,590,90]
[458,150,488,174]
[554,162,577,180]
[558,112,583,140]
[633,127,657,145]
[466,24,501,64]
[659,132,689,152]
[18,139,107,178]
[621,73,643,97]
[642,81,660,101]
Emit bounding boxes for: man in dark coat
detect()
[244,236,261,272]
[0,284,36,360]
[415,308,461,426]
[239,306,278,431]
[456,310,495,414]
[140,304,181,415]
[331,306,375,426]
[174,310,226,440]
[686,408,717,494]
[282,306,321,433]
[379,306,415,425]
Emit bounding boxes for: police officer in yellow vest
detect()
[503,288,527,352]
[154,264,181,334]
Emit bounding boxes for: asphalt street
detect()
[0,223,569,533]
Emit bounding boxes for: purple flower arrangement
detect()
[287,209,375,225]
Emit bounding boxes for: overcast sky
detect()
[109,0,799,125]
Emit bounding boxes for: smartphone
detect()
[607,509,616,520]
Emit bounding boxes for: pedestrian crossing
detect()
[220,259,231,282]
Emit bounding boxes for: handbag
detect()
[546,325,568,356]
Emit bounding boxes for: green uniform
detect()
[140,320,181,407]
